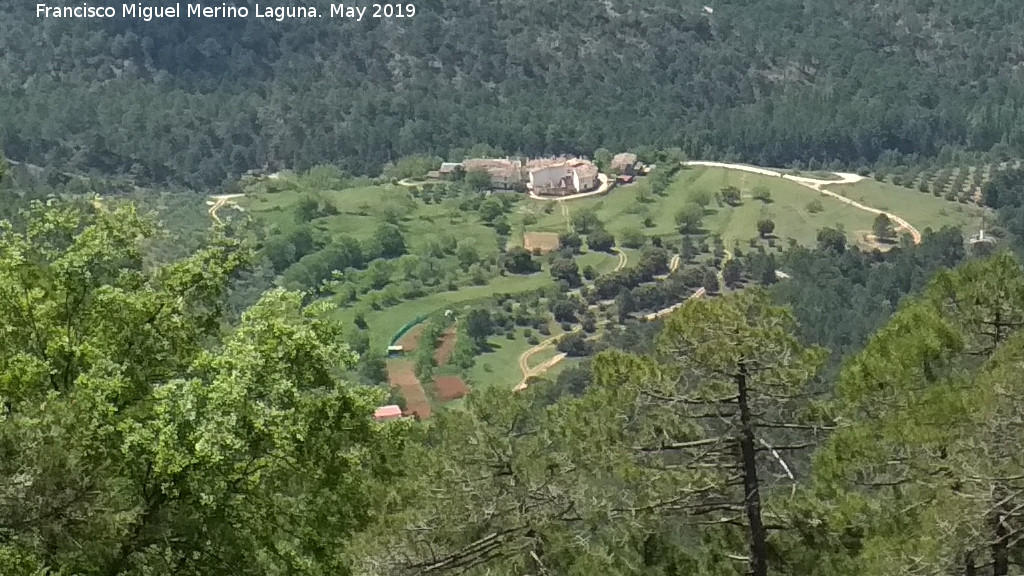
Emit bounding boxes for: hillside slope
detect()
[6,0,1024,185]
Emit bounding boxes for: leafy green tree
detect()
[504,246,539,274]
[638,245,670,279]
[464,309,493,348]
[0,201,406,576]
[752,186,772,203]
[287,226,316,259]
[594,147,613,172]
[620,227,647,249]
[690,188,713,209]
[702,268,720,293]
[295,195,321,223]
[478,196,505,223]
[721,186,742,206]
[722,257,743,287]
[263,235,297,273]
[571,208,603,234]
[456,242,479,269]
[556,331,591,356]
[550,256,582,287]
[615,288,636,323]
[464,167,492,191]
[757,218,775,238]
[674,202,704,234]
[872,213,895,241]
[558,231,583,253]
[816,226,847,253]
[587,228,616,252]
[369,223,407,259]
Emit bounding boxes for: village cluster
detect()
[425,153,647,196]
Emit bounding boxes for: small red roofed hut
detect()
[374,405,403,422]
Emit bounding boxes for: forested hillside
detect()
[7,188,1024,576]
[7,0,1024,186]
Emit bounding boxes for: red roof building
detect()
[373,405,403,421]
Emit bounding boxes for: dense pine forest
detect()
[7,0,1024,186]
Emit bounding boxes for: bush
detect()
[806,199,825,213]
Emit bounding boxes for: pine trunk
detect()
[737,369,768,576]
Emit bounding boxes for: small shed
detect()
[387,345,404,357]
[616,175,635,185]
[374,405,403,422]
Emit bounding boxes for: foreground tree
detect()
[816,253,1024,576]
[0,201,407,575]
[646,291,827,576]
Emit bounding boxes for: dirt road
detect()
[684,161,922,244]
[614,247,628,271]
[207,193,245,225]
[669,253,680,273]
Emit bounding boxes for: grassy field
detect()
[332,272,554,349]
[838,180,987,235]
[235,163,991,406]
[518,166,988,248]
[240,180,503,256]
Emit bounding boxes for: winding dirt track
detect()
[207,194,245,225]
[614,247,628,271]
[683,161,923,244]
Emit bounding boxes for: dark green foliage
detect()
[816,226,847,254]
[587,229,616,252]
[720,186,742,206]
[674,203,704,234]
[556,331,591,357]
[571,209,603,235]
[872,213,895,241]
[11,3,1024,189]
[701,268,719,293]
[465,309,493,348]
[558,231,583,254]
[549,257,582,287]
[504,246,540,274]
[722,257,743,287]
[771,225,967,377]
[369,224,407,259]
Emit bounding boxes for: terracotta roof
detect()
[374,405,403,421]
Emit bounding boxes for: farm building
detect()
[461,158,524,190]
[525,157,599,196]
[373,405,404,422]
[611,152,639,175]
